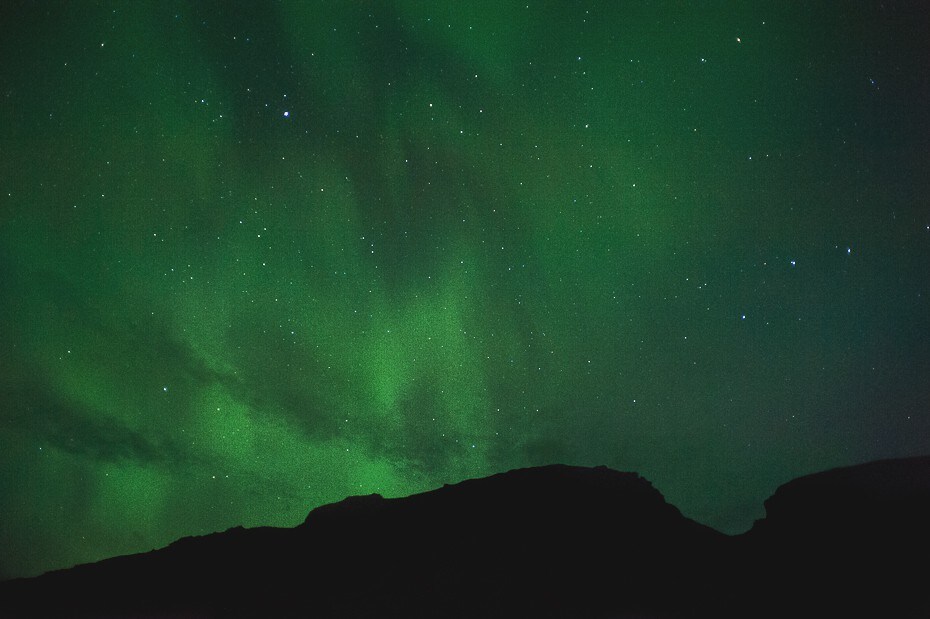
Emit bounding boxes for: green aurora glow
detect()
[1,1,928,579]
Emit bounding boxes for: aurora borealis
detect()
[1,1,928,580]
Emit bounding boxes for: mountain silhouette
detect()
[739,456,930,618]
[1,458,928,618]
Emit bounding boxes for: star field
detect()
[1,1,928,580]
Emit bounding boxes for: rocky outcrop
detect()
[738,456,930,618]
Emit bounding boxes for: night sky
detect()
[2,1,929,580]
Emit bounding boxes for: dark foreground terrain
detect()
[2,457,929,618]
